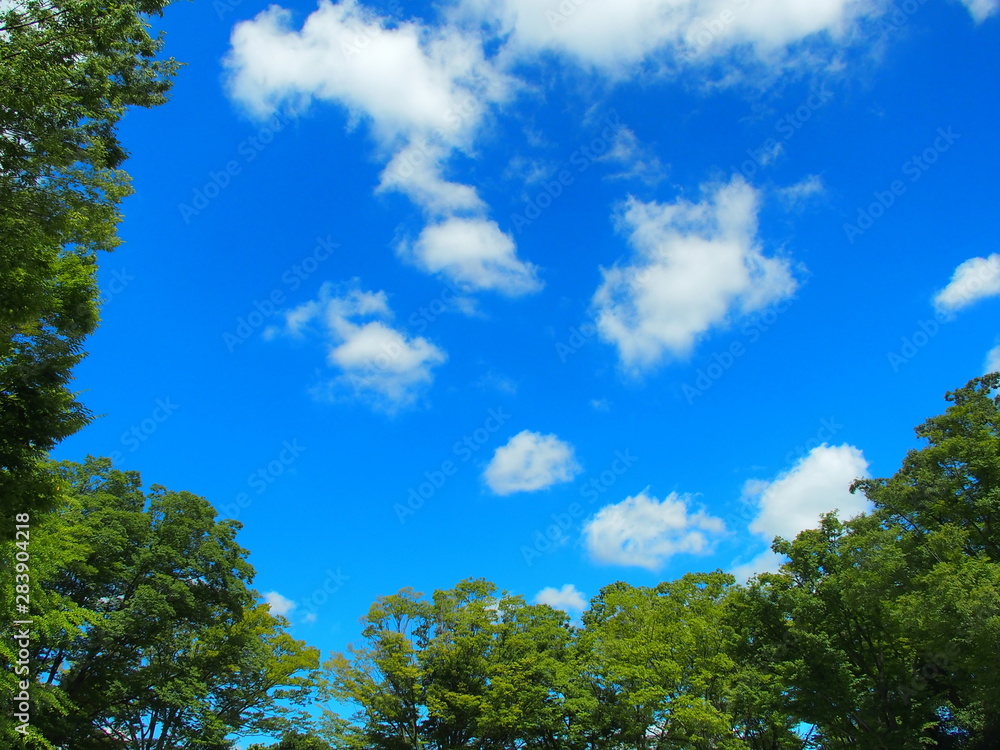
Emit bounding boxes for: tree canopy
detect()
[1,457,319,749]
[0,0,179,520]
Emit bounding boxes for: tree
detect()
[0,0,180,520]
[737,374,1000,749]
[581,572,752,750]
[0,457,319,748]
[850,372,1000,747]
[320,579,583,750]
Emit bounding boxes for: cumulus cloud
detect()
[535,584,588,612]
[377,139,486,216]
[270,280,446,411]
[485,430,581,495]
[933,254,1000,313]
[451,0,882,71]
[226,0,509,144]
[592,176,797,373]
[733,444,870,579]
[227,1,540,297]
[583,490,726,570]
[264,591,297,617]
[402,217,542,295]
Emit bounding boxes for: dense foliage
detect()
[0,458,320,749]
[0,0,179,520]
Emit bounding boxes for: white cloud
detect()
[776,174,825,207]
[226,0,509,146]
[730,549,784,582]
[264,591,297,617]
[271,281,446,411]
[227,1,542,298]
[960,0,999,22]
[452,0,881,72]
[485,430,581,495]
[933,254,1000,313]
[985,343,1000,375]
[534,584,587,612]
[592,176,797,373]
[583,490,726,570]
[402,217,542,296]
[733,444,870,579]
[377,138,486,216]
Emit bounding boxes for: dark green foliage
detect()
[0,458,319,749]
[0,0,180,520]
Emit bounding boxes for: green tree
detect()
[582,572,749,750]
[850,372,1000,746]
[0,0,180,520]
[0,458,319,749]
[321,579,583,750]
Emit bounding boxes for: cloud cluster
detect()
[933,253,1000,313]
[732,443,870,579]
[227,0,541,298]
[271,281,446,410]
[583,490,726,570]
[485,430,581,494]
[593,176,797,373]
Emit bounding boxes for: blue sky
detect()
[55,0,999,696]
